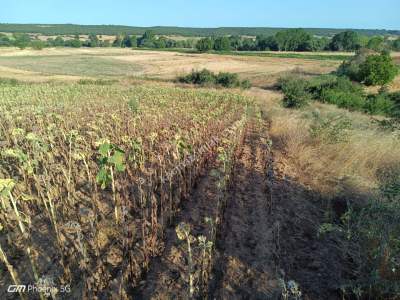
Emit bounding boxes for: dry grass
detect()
[365,75,400,93]
[253,88,400,197]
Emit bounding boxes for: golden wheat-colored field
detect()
[0,48,340,86]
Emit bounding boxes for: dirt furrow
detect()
[212,121,281,299]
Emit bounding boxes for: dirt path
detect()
[211,120,281,299]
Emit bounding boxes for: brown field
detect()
[0,47,340,87]
[0,47,399,90]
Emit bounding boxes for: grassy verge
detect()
[278,74,400,118]
[259,90,400,299]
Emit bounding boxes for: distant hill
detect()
[0,23,399,37]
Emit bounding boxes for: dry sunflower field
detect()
[0,81,253,299]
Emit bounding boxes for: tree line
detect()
[0,23,398,37]
[196,29,400,52]
[0,31,197,50]
[1,29,399,52]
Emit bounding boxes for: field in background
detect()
[0,48,399,89]
[0,47,343,86]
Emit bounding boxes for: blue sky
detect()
[1,0,399,29]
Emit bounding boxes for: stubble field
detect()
[0,48,341,86]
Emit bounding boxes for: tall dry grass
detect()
[258,90,400,197]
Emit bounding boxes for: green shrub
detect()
[310,113,352,143]
[240,79,252,89]
[336,197,400,299]
[0,78,19,86]
[338,50,398,86]
[318,166,400,299]
[279,73,400,118]
[358,52,398,86]
[365,93,395,116]
[307,74,338,97]
[215,72,241,88]
[279,75,365,110]
[387,92,400,118]
[335,76,365,95]
[321,89,365,110]
[337,48,372,81]
[312,76,367,111]
[179,69,216,86]
[278,76,311,108]
[178,69,251,89]
[30,40,46,50]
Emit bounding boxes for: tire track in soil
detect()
[211,121,281,300]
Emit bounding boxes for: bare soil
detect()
[210,120,280,299]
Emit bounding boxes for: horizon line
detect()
[0,22,399,32]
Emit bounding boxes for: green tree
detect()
[53,36,65,47]
[213,36,231,51]
[337,48,372,81]
[121,34,135,47]
[137,31,156,47]
[13,33,31,49]
[278,76,311,108]
[367,36,385,51]
[30,40,45,50]
[239,38,256,51]
[65,35,82,48]
[229,35,242,50]
[112,35,123,47]
[196,38,213,52]
[329,31,360,51]
[142,30,155,40]
[165,39,177,48]
[275,29,313,51]
[392,38,400,51]
[256,35,279,51]
[121,34,131,47]
[358,52,398,86]
[311,37,329,51]
[0,34,12,47]
[130,36,138,48]
[87,34,99,47]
